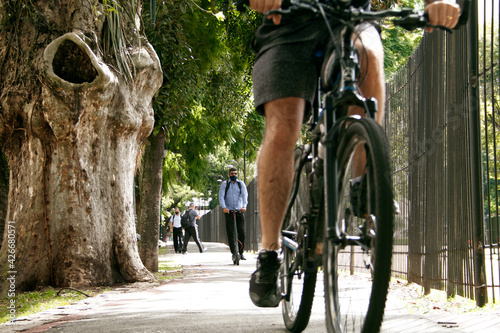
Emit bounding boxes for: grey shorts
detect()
[252,17,378,116]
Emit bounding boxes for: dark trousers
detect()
[224,211,246,255]
[182,225,204,253]
[173,227,183,253]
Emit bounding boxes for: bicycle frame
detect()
[282,7,377,261]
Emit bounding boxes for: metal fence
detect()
[385,0,498,305]
[198,178,261,253]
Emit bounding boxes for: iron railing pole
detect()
[468,0,487,307]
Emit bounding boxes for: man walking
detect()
[169,207,183,253]
[181,203,205,254]
[219,167,248,264]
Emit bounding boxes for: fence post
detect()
[468,0,487,307]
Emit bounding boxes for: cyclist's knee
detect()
[354,26,384,78]
[264,97,304,148]
[354,24,383,53]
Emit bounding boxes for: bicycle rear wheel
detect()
[324,118,394,333]
[281,146,318,333]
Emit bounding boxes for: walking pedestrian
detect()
[170,207,183,253]
[219,167,248,264]
[181,203,206,254]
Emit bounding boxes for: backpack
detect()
[180,209,192,228]
[224,180,242,199]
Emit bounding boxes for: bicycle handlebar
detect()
[237,0,470,32]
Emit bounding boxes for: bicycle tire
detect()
[324,118,394,333]
[281,146,318,333]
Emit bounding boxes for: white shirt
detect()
[170,214,182,228]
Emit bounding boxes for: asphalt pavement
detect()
[1,242,500,333]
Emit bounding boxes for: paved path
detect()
[1,242,500,333]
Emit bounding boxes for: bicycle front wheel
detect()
[324,118,394,333]
[281,146,318,333]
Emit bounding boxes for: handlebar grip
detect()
[456,0,471,28]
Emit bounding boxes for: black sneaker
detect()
[249,250,281,307]
[350,175,368,218]
[240,253,247,260]
[350,175,400,216]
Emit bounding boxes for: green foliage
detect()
[143,0,264,200]
[101,0,139,81]
[381,0,425,78]
[224,5,262,73]
[382,26,423,77]
[161,184,202,219]
[371,0,399,11]
[479,21,500,216]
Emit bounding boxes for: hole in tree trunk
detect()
[52,40,98,84]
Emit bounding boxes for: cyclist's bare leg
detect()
[353,25,386,121]
[349,25,385,175]
[258,97,305,250]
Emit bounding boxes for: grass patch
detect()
[154,259,183,281]
[0,287,105,325]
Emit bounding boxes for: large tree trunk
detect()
[137,129,166,272]
[0,1,162,295]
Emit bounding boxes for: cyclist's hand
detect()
[424,0,460,33]
[240,208,247,213]
[223,208,230,214]
[250,0,282,25]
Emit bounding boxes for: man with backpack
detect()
[181,203,206,254]
[219,167,249,264]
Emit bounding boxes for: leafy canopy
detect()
[143,0,264,200]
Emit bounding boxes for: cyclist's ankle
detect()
[260,241,281,251]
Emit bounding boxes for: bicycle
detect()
[238,0,470,332]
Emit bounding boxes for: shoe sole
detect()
[249,292,281,308]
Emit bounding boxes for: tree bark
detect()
[137,129,166,272]
[0,1,162,295]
